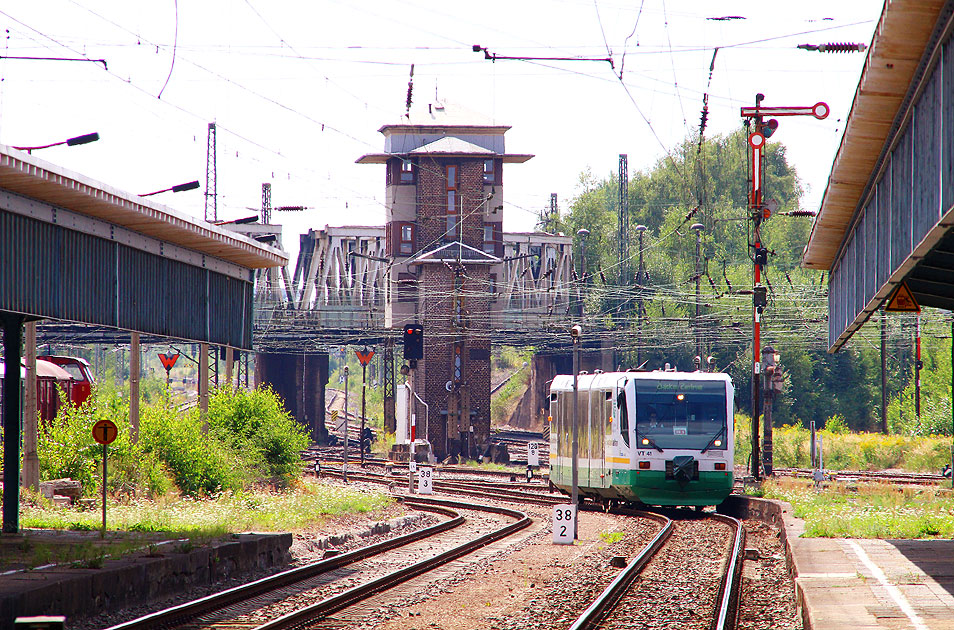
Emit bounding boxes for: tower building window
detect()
[445,164,459,239]
[483,159,495,184]
[400,223,415,254]
[400,160,415,184]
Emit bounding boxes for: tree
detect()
[562,128,897,430]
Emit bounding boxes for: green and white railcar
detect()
[549,370,734,507]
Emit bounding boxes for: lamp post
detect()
[140,180,201,197]
[690,223,705,364]
[13,132,99,154]
[635,225,647,368]
[343,365,349,483]
[570,324,582,538]
[577,229,590,317]
[761,346,780,475]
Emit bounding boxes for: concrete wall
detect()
[0,533,290,627]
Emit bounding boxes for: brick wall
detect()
[416,158,488,251]
[401,156,495,459]
[416,251,492,458]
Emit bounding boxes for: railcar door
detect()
[597,389,612,488]
[611,378,632,470]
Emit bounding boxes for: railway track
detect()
[318,466,563,506]
[305,447,551,483]
[775,467,947,486]
[319,464,747,629]
[570,510,745,630]
[104,496,530,630]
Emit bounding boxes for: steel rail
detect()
[102,499,463,630]
[712,513,746,630]
[307,454,551,481]
[567,512,744,630]
[566,512,673,630]
[255,496,531,630]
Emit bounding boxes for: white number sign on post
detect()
[418,466,433,494]
[527,442,540,467]
[552,504,576,545]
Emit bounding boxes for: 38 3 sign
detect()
[418,466,433,494]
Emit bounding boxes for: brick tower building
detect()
[358,100,532,459]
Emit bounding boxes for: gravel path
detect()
[737,518,801,630]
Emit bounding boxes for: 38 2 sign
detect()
[552,504,576,545]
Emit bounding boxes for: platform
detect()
[738,497,953,630]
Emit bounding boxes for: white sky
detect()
[0,1,883,261]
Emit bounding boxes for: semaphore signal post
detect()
[741,94,828,480]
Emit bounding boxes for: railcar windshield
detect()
[634,379,727,450]
[60,364,87,382]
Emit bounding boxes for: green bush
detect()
[206,386,309,482]
[824,414,850,433]
[139,393,246,496]
[734,413,951,472]
[41,390,173,497]
[40,384,308,499]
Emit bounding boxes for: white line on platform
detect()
[848,541,929,630]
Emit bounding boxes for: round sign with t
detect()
[92,419,118,445]
[92,418,118,535]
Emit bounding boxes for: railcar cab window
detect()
[634,380,727,450]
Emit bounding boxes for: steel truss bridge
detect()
[253,226,578,353]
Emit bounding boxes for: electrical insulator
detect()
[818,42,867,53]
[797,42,867,53]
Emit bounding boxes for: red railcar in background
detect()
[38,356,94,406]
[0,359,75,423]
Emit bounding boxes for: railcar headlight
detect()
[715,462,726,471]
[676,393,685,401]
[641,438,649,446]
[714,439,722,447]
[639,461,651,469]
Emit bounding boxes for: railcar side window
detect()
[616,390,630,446]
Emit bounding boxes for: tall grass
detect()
[734,415,951,472]
[763,478,954,538]
[22,479,397,535]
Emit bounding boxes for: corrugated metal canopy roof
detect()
[0,145,287,270]
[802,0,947,270]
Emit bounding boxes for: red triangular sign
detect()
[158,352,180,370]
[885,281,920,313]
[355,349,375,366]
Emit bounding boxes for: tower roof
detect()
[410,137,494,156]
[356,98,533,164]
[379,100,510,134]
[408,241,501,265]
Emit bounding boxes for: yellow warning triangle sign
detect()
[885,281,920,313]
